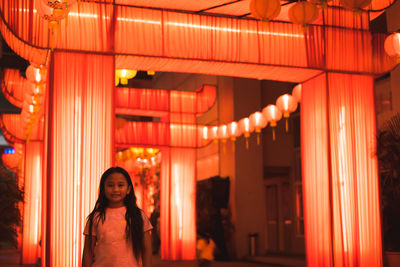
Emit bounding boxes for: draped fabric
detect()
[1,69,27,108]
[47,52,113,267]
[0,114,44,144]
[116,86,214,259]
[0,0,395,82]
[301,73,382,267]
[21,141,43,264]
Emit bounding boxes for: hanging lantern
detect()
[276,94,298,132]
[2,148,19,172]
[249,111,267,145]
[26,65,46,84]
[202,126,209,141]
[384,32,400,63]
[339,0,371,13]
[250,0,281,27]
[262,104,282,141]
[239,117,255,149]
[289,1,319,31]
[36,1,64,49]
[228,121,241,152]
[217,124,229,153]
[209,126,219,143]
[115,69,137,86]
[292,84,302,103]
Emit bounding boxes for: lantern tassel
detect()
[245,138,249,150]
[223,142,226,154]
[257,133,260,145]
[232,140,235,153]
[272,127,276,141]
[285,118,289,133]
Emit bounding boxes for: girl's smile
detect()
[104,173,131,208]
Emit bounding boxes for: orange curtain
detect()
[21,141,43,264]
[1,69,27,108]
[1,1,395,81]
[301,72,382,267]
[46,52,113,267]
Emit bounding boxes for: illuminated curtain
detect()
[1,1,395,82]
[301,73,382,266]
[21,141,42,264]
[47,52,113,267]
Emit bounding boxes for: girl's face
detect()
[104,172,131,208]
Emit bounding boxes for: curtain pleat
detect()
[48,52,113,267]
[21,141,42,264]
[302,73,382,267]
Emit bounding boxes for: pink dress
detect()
[84,206,153,267]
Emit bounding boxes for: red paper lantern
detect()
[239,117,255,149]
[262,104,282,141]
[339,0,372,12]
[249,111,267,145]
[384,32,400,62]
[250,0,281,25]
[292,84,302,103]
[276,94,297,132]
[217,124,229,141]
[26,65,46,84]
[202,126,209,141]
[227,121,241,152]
[209,126,219,142]
[289,1,319,30]
[2,151,19,172]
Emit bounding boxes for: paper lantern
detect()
[289,1,319,30]
[26,65,46,84]
[209,126,219,142]
[250,0,281,25]
[202,126,209,141]
[276,94,298,132]
[249,112,267,145]
[115,69,137,85]
[227,121,241,152]
[2,149,18,172]
[217,124,229,153]
[339,0,371,12]
[262,104,282,141]
[239,117,255,149]
[384,32,400,63]
[292,84,302,103]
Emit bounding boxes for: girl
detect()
[82,167,152,267]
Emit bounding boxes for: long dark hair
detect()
[86,167,144,260]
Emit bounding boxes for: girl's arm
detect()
[82,235,96,267]
[142,231,152,267]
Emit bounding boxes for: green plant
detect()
[377,113,400,252]
[0,164,23,247]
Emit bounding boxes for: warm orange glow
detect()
[249,112,267,145]
[202,126,208,141]
[384,32,400,60]
[47,53,113,267]
[292,84,302,103]
[262,104,282,140]
[302,73,383,266]
[21,141,42,264]
[276,94,297,118]
[217,124,229,141]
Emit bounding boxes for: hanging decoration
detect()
[228,121,241,152]
[209,126,219,143]
[238,117,255,149]
[217,124,229,153]
[262,104,282,141]
[288,1,319,31]
[1,148,18,172]
[276,94,298,132]
[249,111,267,145]
[384,32,400,63]
[36,1,64,49]
[250,0,281,27]
[339,0,372,13]
[202,126,209,141]
[115,69,137,86]
[292,84,302,103]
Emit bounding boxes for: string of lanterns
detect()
[202,84,302,149]
[22,64,47,141]
[250,0,374,31]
